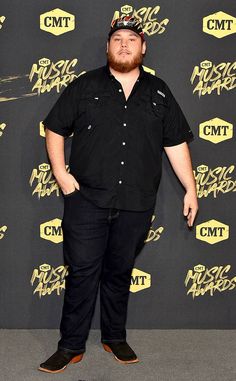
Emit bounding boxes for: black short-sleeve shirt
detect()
[43,64,194,211]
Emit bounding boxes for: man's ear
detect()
[142,40,147,55]
[106,41,109,53]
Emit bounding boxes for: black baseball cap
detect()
[108,15,145,41]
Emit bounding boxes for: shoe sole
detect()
[38,353,84,373]
[102,343,139,364]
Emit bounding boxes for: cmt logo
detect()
[200,60,212,69]
[193,264,205,273]
[196,219,229,244]
[203,11,236,38]
[0,16,6,30]
[38,163,51,172]
[142,65,155,76]
[38,58,51,67]
[40,122,73,138]
[196,165,208,174]
[40,122,46,137]
[130,268,151,293]
[0,123,6,137]
[39,263,51,272]
[0,225,7,240]
[40,8,75,36]
[199,117,233,143]
[121,5,133,14]
[40,218,63,243]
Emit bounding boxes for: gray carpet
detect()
[0,330,236,381]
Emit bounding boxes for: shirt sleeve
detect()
[42,78,80,137]
[162,82,194,147]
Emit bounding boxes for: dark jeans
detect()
[58,189,154,354]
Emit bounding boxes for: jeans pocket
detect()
[63,189,80,198]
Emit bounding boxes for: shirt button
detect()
[87,125,92,129]
[119,180,122,184]
[122,141,126,145]
[121,161,124,165]
[124,105,127,109]
[119,89,122,92]
[123,123,127,126]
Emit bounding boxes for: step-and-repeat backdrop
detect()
[1,1,236,328]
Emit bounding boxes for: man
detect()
[39,15,198,373]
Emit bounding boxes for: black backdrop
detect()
[0,1,236,328]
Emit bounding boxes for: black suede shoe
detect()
[102,341,139,364]
[38,349,84,373]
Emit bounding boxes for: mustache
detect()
[118,50,131,54]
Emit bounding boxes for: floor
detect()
[0,329,236,381]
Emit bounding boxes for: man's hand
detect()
[44,129,80,195]
[183,190,198,228]
[164,142,199,228]
[55,172,80,195]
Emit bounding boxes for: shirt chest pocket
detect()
[78,93,111,126]
[148,92,168,122]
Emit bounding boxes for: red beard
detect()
[107,50,144,73]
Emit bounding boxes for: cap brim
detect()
[108,27,144,40]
